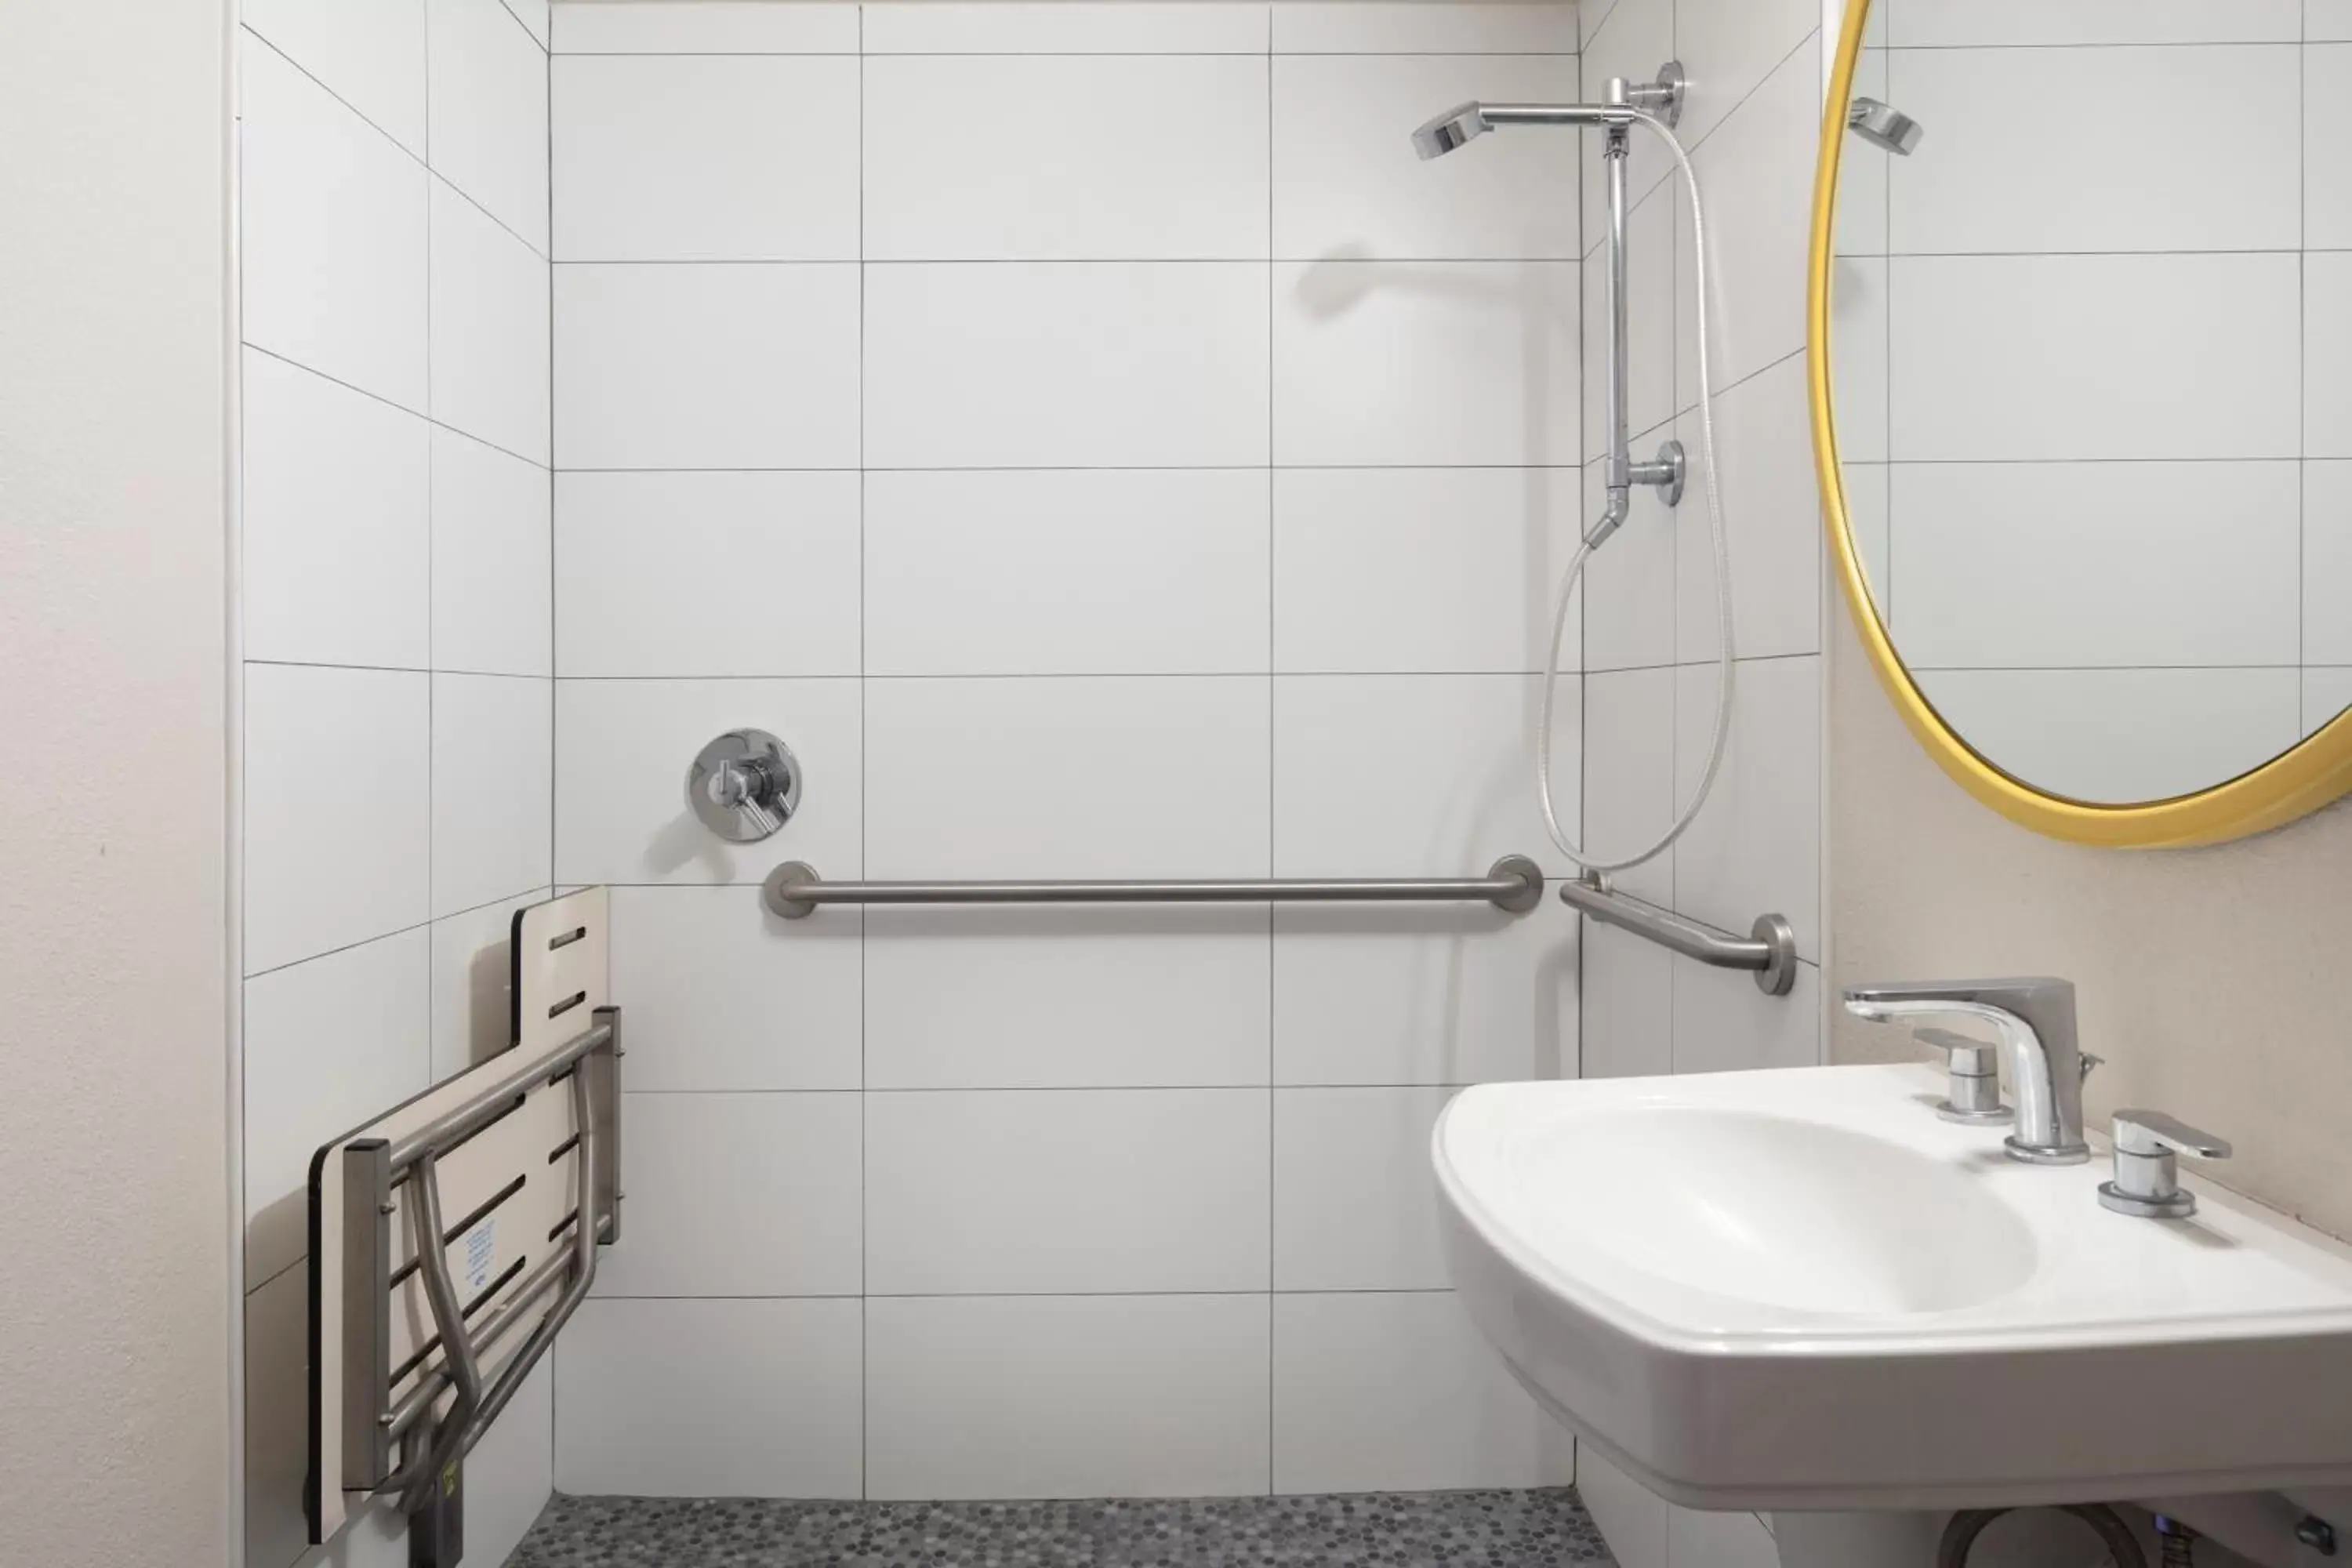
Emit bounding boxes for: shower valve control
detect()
[688,728,801,843]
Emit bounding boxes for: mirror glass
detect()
[1825,1,2349,806]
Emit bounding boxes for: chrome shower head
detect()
[1412,102,1491,160]
[1848,97,1922,156]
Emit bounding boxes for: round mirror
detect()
[1811,0,2352,845]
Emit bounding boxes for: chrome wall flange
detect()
[687,728,800,843]
[1622,60,1686,129]
[1630,437,1686,507]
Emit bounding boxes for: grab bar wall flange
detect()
[1558,873,1797,996]
[762,854,1548,920]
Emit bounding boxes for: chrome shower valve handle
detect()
[687,728,800,843]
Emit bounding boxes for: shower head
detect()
[1848,97,1922,156]
[1412,102,1492,159]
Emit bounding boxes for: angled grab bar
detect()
[762,855,1549,919]
[1557,873,1797,996]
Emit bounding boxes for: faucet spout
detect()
[1842,977,2091,1165]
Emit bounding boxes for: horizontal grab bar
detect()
[1556,874,1797,996]
[763,855,1548,920]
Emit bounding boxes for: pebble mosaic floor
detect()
[503,1488,1617,1568]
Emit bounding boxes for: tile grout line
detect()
[1264,9,1278,1492]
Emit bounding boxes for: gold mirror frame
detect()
[1809,0,2352,848]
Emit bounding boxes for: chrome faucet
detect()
[1842,978,2094,1165]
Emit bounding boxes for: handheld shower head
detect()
[1848,97,1923,156]
[1411,102,1491,160]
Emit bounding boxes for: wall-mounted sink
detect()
[1434,1064,2352,1513]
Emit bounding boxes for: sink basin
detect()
[1434,1064,2352,1512]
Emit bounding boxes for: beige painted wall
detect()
[1828,611,2352,1241]
[0,2,233,1563]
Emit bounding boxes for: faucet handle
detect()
[1914,1027,2009,1126]
[2099,1109,2232,1220]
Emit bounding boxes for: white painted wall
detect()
[546,0,1584,1502]
[1573,0,1831,1562]
[232,0,560,1562]
[0,3,234,1566]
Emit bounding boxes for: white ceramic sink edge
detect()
[1434,1063,2352,1512]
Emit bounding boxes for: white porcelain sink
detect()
[1434,1064,2352,1512]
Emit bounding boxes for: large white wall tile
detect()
[1672,656,1820,961]
[1887,461,2300,670]
[243,930,430,1281]
[866,56,1269,261]
[866,907,1271,1089]
[1273,467,1581,675]
[1835,47,1889,261]
[430,181,551,462]
[428,887,548,1080]
[1827,256,1887,464]
[864,1296,1272,1500]
[1271,902,1577,1085]
[865,677,1269,878]
[1672,0,1817,152]
[241,35,429,410]
[1672,956,1820,1076]
[2310,464,2352,666]
[1580,1449,1668,1568]
[864,1089,1271,1294]
[1666,1504,1782,1568]
[431,429,551,676]
[245,1263,314,1568]
[1273,674,1577,877]
[1271,1293,1570,1494]
[863,2,1270,53]
[2314,253,2352,459]
[504,0,550,47]
[2315,2,2352,43]
[1274,1087,1455,1290]
[866,470,1269,677]
[2309,668,2352,739]
[554,677,860,886]
[1888,45,2299,256]
[607,886,861,1091]
[554,0,859,54]
[1581,666,1675,905]
[431,673,552,916]
[463,1361,554,1568]
[552,56,859,262]
[1674,47,1817,409]
[554,263,860,470]
[555,1298,863,1497]
[2313,47,2352,249]
[1580,456,1680,673]
[1273,54,1577,262]
[1583,191,1675,457]
[1273,260,1579,466]
[1918,667,2304,805]
[555,471,861,677]
[1675,353,1822,666]
[1892,1,2300,45]
[242,1,426,155]
[1580,920,1672,1081]
[1272,2,1577,53]
[241,350,430,669]
[245,665,430,974]
[866,264,1269,469]
[429,0,550,252]
[1890,253,2302,462]
[591,1091,862,1296]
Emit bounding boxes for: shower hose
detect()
[1535,111,1737,876]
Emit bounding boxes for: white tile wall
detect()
[1581,667,1676,906]
[1675,351,1822,666]
[548,0,1585,1507]
[554,263,861,469]
[866,263,1271,468]
[592,1091,862,1297]
[1671,656,1820,962]
[240,351,430,670]
[1891,0,2300,45]
[554,56,860,261]
[2314,252,2352,459]
[554,1298,865,1496]
[2310,463,2352,666]
[2314,46,2352,250]
[238,2,554,1555]
[2309,668,2352,737]
[864,1090,1272,1295]
[864,1296,1273,1499]
[555,471,862,677]
[1270,1293,1569,1494]
[866,56,1269,261]
[864,470,1269,676]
